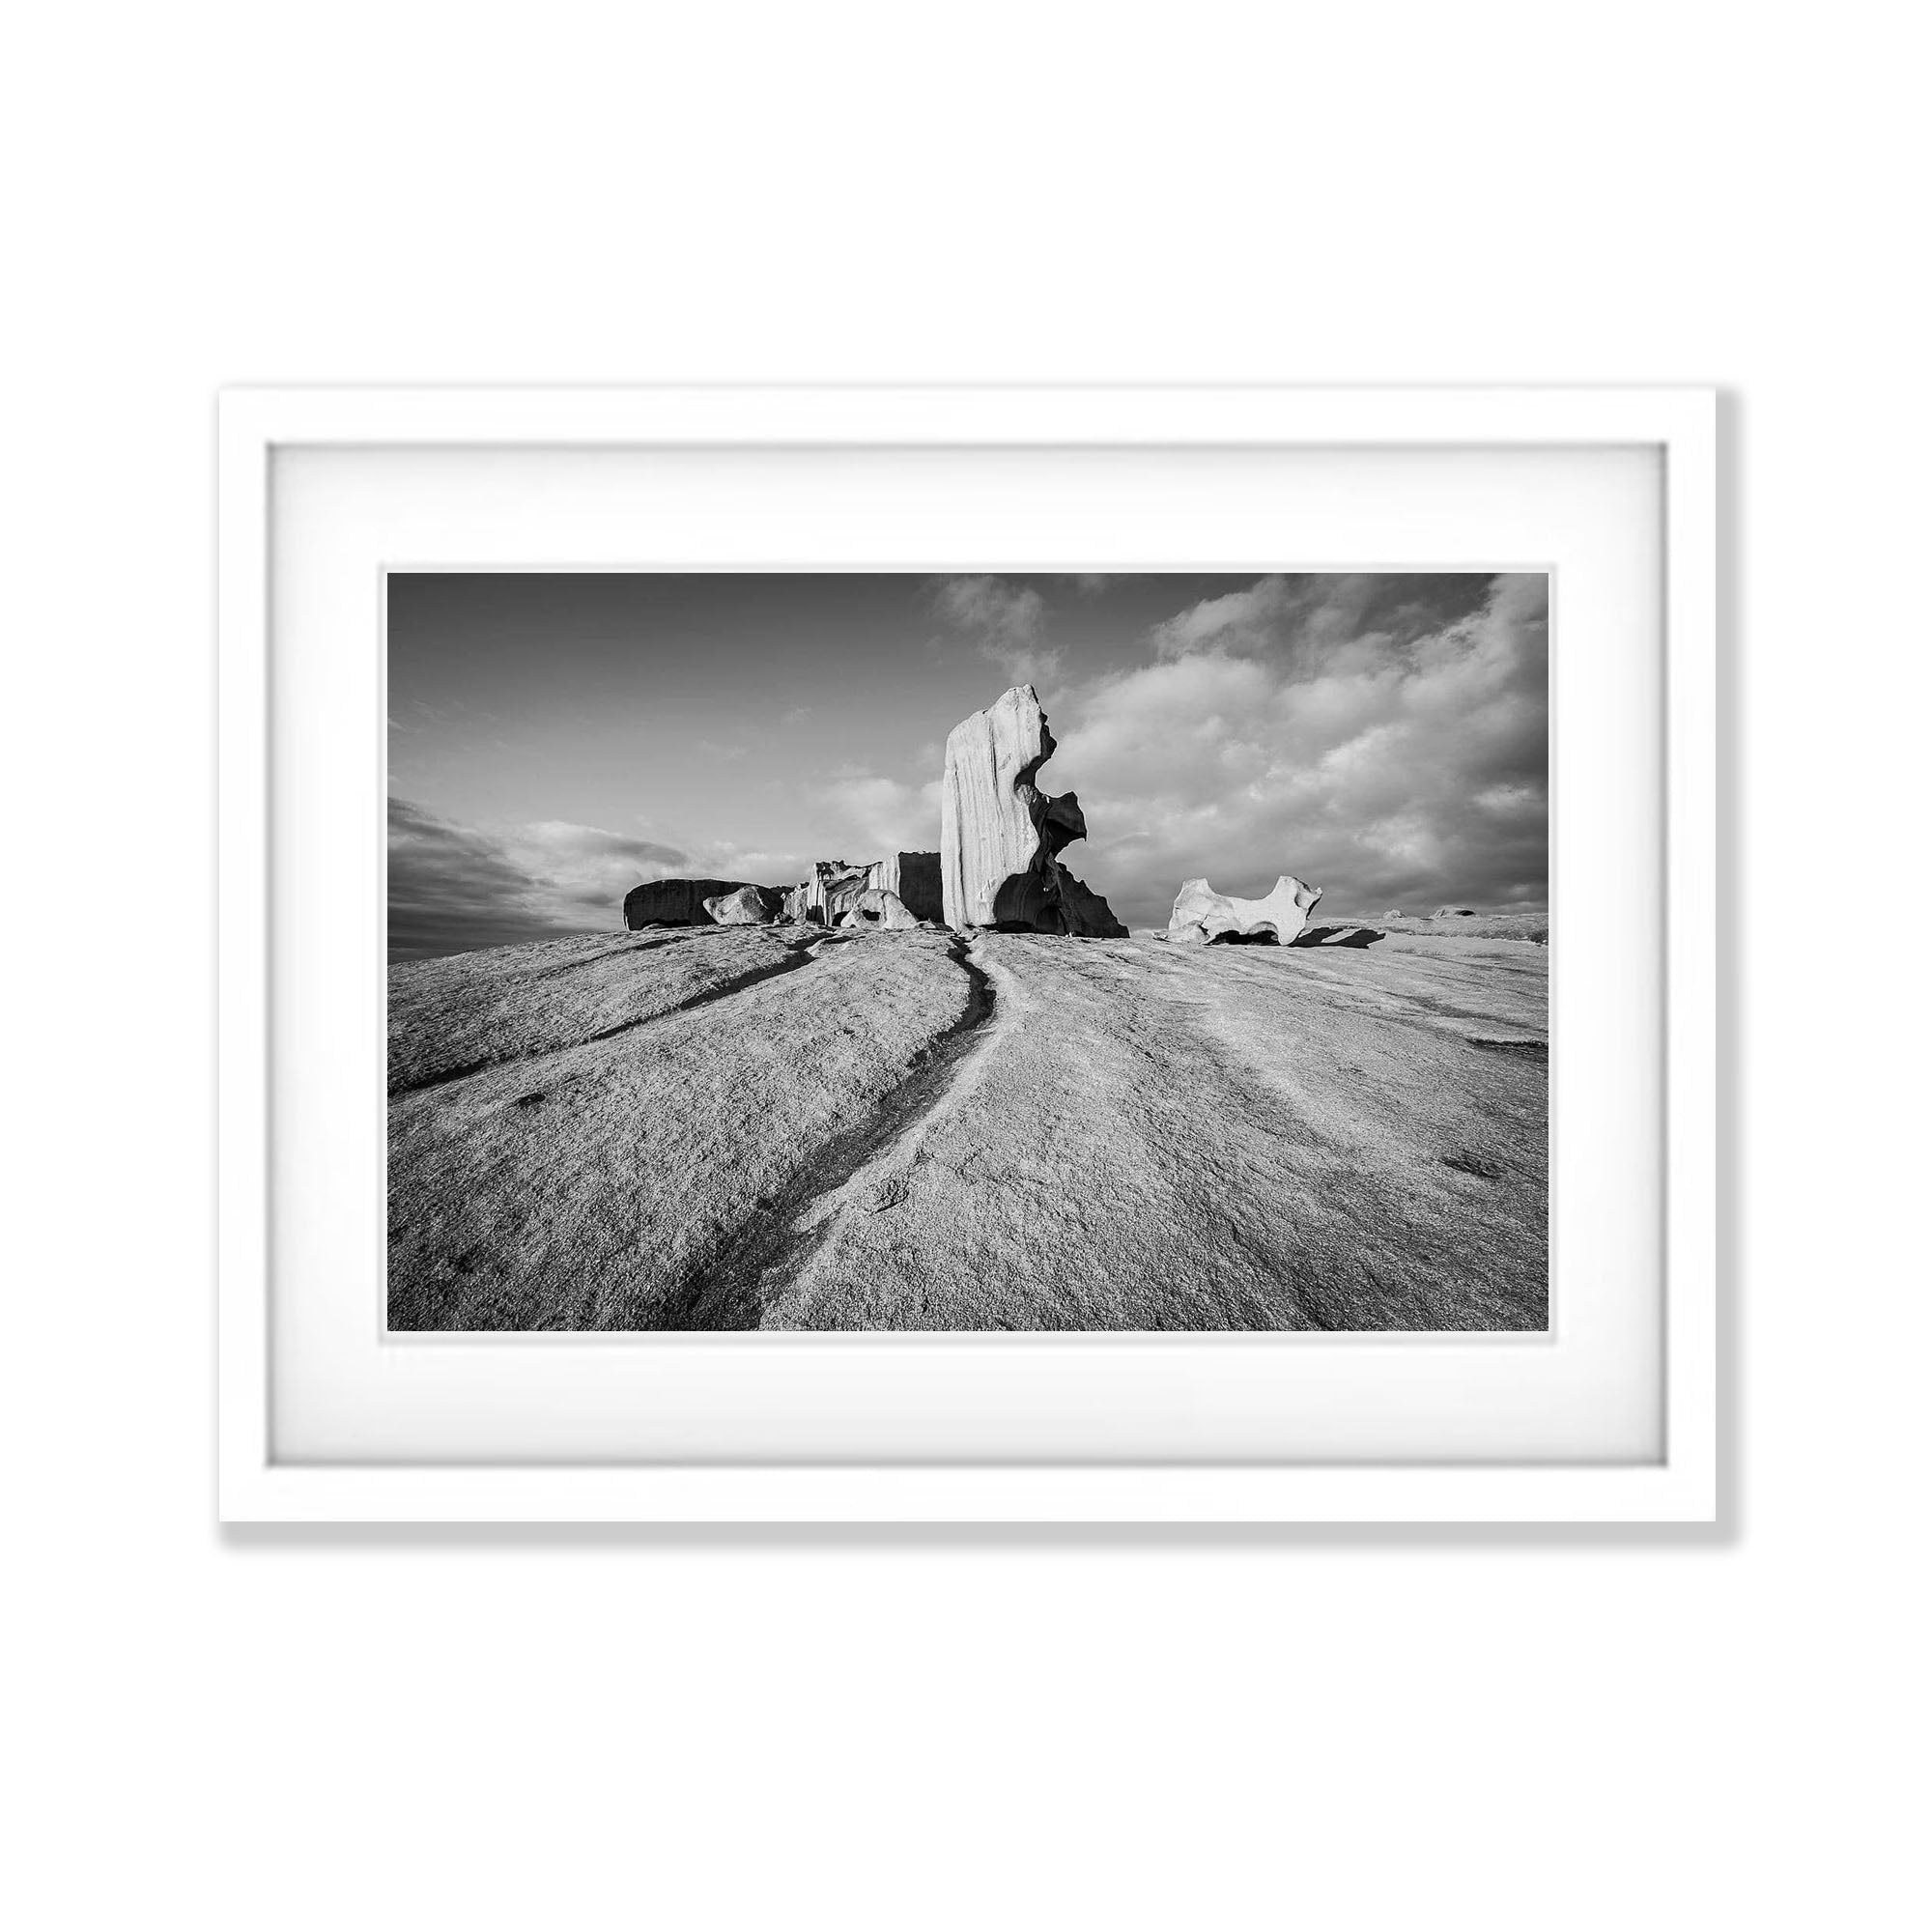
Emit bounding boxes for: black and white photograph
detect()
[387,570,1550,1331]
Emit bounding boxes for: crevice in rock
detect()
[521,933,693,982]
[660,936,1003,1330]
[389,937,825,1098]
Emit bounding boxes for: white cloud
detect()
[388,802,831,959]
[683,838,815,881]
[807,772,943,857]
[387,801,691,958]
[930,575,1065,688]
[501,818,700,917]
[1047,574,1548,928]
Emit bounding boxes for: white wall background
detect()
[5,5,1924,1927]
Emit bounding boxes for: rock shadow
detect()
[1290,924,1384,949]
[1202,924,1383,948]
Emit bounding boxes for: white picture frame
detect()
[218,385,1717,1523]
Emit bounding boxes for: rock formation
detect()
[703,886,778,925]
[625,878,776,928]
[867,851,943,923]
[939,685,1126,938]
[1168,875,1323,946]
[835,888,923,930]
[790,859,858,925]
[787,853,944,926]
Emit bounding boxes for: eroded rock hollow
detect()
[940,685,1126,937]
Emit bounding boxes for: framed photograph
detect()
[218,385,1716,1521]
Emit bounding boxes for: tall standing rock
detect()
[940,685,1126,937]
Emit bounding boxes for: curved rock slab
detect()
[387,927,803,1095]
[387,930,979,1330]
[1168,875,1323,946]
[755,931,1548,1332]
[940,684,1126,937]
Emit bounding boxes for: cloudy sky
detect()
[388,571,1548,959]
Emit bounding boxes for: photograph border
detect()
[218,385,1717,1522]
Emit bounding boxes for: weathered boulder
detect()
[836,888,922,930]
[939,685,1126,938]
[703,886,778,925]
[625,878,773,928]
[1168,875,1323,946]
[1434,907,1478,918]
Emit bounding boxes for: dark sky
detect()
[388,571,1548,959]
